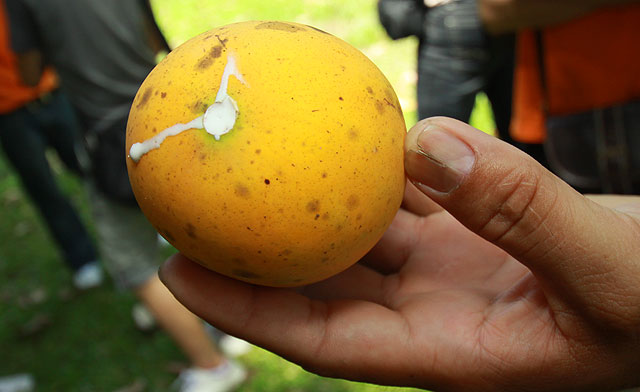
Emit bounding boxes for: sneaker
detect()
[219,335,252,358]
[72,261,103,290]
[204,324,252,357]
[174,360,247,392]
[131,303,157,332]
[0,373,35,392]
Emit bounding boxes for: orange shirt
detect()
[510,4,640,144]
[0,0,57,114]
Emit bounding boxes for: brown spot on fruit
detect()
[161,92,167,98]
[232,269,262,279]
[232,257,247,266]
[385,88,396,104]
[191,100,208,114]
[255,21,305,32]
[136,88,153,109]
[375,100,385,114]
[160,229,175,242]
[348,128,358,140]
[184,223,197,239]
[383,97,396,109]
[197,45,223,69]
[346,194,359,211]
[366,86,374,95]
[215,35,228,48]
[306,199,320,212]
[211,45,223,58]
[235,183,250,198]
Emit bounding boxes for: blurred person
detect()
[0,0,102,290]
[161,116,640,391]
[377,0,519,148]
[480,0,640,193]
[5,0,247,390]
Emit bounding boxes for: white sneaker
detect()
[73,261,103,290]
[131,303,157,332]
[174,360,247,392]
[219,335,252,358]
[0,373,35,392]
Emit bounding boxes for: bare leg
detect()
[135,274,225,369]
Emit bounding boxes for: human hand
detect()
[160,117,640,391]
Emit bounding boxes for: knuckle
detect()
[475,165,557,250]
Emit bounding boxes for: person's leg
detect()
[87,185,227,368]
[484,33,516,143]
[417,0,487,121]
[0,106,97,273]
[42,90,89,176]
[136,274,225,369]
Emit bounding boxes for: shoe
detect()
[131,303,157,332]
[72,261,103,290]
[174,360,247,392]
[219,335,252,357]
[0,373,35,392]
[203,324,252,357]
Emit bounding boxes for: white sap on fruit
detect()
[128,54,246,162]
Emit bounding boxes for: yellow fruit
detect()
[125,21,405,287]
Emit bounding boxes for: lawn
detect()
[1,1,494,390]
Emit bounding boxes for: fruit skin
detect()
[126,21,406,287]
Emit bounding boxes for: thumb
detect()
[404,117,640,325]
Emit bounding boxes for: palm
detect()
[297,207,562,391]
[162,205,586,391]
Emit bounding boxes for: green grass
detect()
[1,1,494,390]
[0,157,422,391]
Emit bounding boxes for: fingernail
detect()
[405,124,475,194]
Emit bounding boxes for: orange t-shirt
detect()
[0,0,57,115]
[510,4,640,144]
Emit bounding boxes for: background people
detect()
[481,0,640,193]
[378,0,517,145]
[6,0,247,390]
[0,0,102,290]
